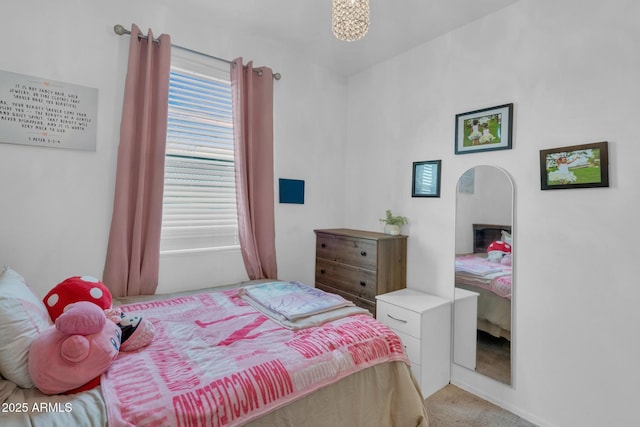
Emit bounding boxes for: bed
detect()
[0,269,428,427]
[455,224,512,340]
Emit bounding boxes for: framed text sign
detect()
[0,70,98,151]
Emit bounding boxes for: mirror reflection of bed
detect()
[454,166,513,386]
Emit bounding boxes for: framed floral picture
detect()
[539,141,609,190]
[455,103,513,154]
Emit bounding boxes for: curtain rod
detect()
[113,24,281,80]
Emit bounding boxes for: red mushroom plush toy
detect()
[43,276,112,321]
[43,276,155,352]
[487,240,512,263]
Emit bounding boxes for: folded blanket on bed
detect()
[245,295,370,330]
[455,255,504,275]
[455,254,512,300]
[239,281,355,321]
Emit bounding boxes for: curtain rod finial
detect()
[114,24,129,36]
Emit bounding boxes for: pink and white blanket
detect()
[238,281,370,330]
[101,289,407,427]
[455,254,512,299]
[240,281,354,320]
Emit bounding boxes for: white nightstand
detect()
[376,288,451,398]
[453,287,479,370]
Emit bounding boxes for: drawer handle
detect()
[360,251,367,256]
[321,243,326,248]
[320,269,326,274]
[359,281,366,287]
[387,313,408,324]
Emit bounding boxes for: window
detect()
[160,49,238,253]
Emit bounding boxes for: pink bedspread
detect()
[455,254,512,299]
[101,289,407,427]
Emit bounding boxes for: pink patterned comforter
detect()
[455,254,512,299]
[101,289,407,427]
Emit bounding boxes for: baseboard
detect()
[449,378,555,427]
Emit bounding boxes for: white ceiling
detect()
[179,0,521,76]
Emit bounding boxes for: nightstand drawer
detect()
[316,233,377,270]
[393,329,421,364]
[376,301,421,338]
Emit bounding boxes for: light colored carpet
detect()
[425,384,537,427]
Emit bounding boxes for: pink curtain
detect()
[231,58,277,280]
[103,24,171,297]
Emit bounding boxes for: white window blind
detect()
[419,168,436,193]
[160,50,239,253]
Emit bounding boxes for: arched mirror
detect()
[453,165,513,385]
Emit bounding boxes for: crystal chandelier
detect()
[332,0,370,42]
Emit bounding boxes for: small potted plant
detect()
[379,210,408,236]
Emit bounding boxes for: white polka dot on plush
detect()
[90,287,103,299]
[81,275,99,283]
[47,293,59,307]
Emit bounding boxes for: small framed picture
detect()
[539,141,609,190]
[412,160,441,197]
[455,103,513,154]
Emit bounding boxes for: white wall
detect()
[345,0,640,425]
[0,0,347,295]
[2,1,639,425]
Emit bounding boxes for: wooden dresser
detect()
[314,228,407,314]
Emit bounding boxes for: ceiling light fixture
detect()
[332,0,369,42]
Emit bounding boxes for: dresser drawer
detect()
[316,233,377,270]
[376,300,421,338]
[316,283,376,313]
[315,258,377,300]
[392,329,421,365]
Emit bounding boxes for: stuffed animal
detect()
[43,276,112,321]
[501,253,512,266]
[42,275,155,351]
[105,307,155,352]
[487,240,512,263]
[27,301,120,395]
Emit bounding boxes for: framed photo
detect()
[539,141,609,190]
[455,103,513,154]
[412,160,441,197]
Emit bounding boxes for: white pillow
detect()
[0,267,52,388]
[0,375,17,403]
